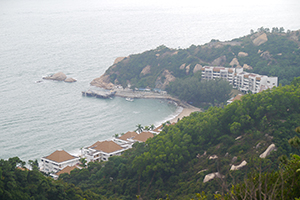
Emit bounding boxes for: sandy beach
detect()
[169,106,201,123]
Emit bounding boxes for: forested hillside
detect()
[60,78,300,200]
[91,28,300,91]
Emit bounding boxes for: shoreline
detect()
[113,89,202,124]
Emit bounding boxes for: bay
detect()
[0,0,299,162]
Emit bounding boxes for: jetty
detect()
[82,89,116,99]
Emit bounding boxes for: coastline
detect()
[113,89,202,124]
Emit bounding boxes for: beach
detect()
[113,89,202,125]
[169,106,201,124]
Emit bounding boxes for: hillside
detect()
[60,78,300,199]
[91,28,300,90]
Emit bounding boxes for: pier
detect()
[82,90,116,99]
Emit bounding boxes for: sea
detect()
[1,0,300,163]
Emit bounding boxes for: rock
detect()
[209,155,218,160]
[243,64,253,70]
[197,169,207,174]
[211,55,226,66]
[231,156,237,163]
[258,49,263,54]
[161,70,176,89]
[43,72,67,81]
[140,65,151,75]
[203,172,224,183]
[193,64,203,74]
[260,51,272,60]
[229,58,241,68]
[186,64,190,74]
[259,144,276,158]
[113,57,126,64]
[253,33,268,46]
[179,63,186,70]
[238,52,248,57]
[230,160,247,171]
[235,136,242,140]
[90,74,115,89]
[64,77,77,83]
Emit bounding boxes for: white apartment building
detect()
[201,66,278,94]
[82,140,126,162]
[40,150,80,175]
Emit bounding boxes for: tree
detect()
[136,124,144,133]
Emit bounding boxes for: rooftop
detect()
[118,131,138,141]
[45,150,77,163]
[89,140,123,153]
[55,165,79,176]
[133,132,154,142]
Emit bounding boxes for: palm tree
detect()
[136,124,144,133]
[144,126,150,131]
[150,124,155,131]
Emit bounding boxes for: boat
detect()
[125,98,134,102]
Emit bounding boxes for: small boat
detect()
[126,98,134,102]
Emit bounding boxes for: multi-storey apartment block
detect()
[201,66,278,94]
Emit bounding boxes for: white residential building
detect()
[40,150,80,175]
[201,66,278,94]
[82,140,126,162]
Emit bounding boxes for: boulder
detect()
[238,52,248,57]
[229,58,241,68]
[90,74,115,89]
[211,55,226,66]
[113,57,126,64]
[141,65,151,75]
[193,64,203,74]
[43,72,67,81]
[230,160,247,170]
[253,33,268,46]
[203,172,224,183]
[179,63,186,70]
[64,77,77,83]
[186,64,190,74]
[259,144,276,158]
[243,64,253,70]
[209,155,218,160]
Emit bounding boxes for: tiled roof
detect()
[133,132,154,142]
[90,140,123,153]
[118,131,138,141]
[45,150,77,163]
[56,165,79,176]
[231,94,243,102]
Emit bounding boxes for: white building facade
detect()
[201,66,278,94]
[40,150,80,174]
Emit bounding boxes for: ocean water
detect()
[1,0,300,162]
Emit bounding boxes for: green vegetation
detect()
[0,157,101,200]
[101,28,300,96]
[59,78,300,199]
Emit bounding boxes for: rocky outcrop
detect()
[141,65,151,75]
[43,72,67,81]
[179,63,186,70]
[211,55,226,66]
[243,64,253,70]
[161,70,176,89]
[203,172,224,183]
[253,33,268,46]
[186,64,190,74]
[259,144,276,158]
[230,160,247,170]
[193,64,203,74]
[113,57,126,64]
[238,52,248,57]
[90,74,115,89]
[260,51,272,60]
[209,155,218,160]
[229,58,241,68]
[64,77,77,83]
